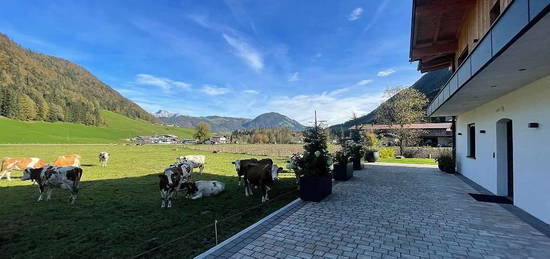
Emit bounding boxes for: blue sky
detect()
[1,0,421,125]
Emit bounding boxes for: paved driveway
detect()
[200,163,550,259]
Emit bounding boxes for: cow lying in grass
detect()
[177,155,205,175]
[159,161,193,208]
[181,180,225,200]
[0,157,49,181]
[240,159,282,203]
[21,166,83,204]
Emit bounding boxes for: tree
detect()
[194,122,211,143]
[18,93,37,120]
[376,87,428,155]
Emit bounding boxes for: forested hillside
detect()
[329,68,452,132]
[0,34,155,125]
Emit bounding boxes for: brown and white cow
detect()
[241,159,282,203]
[21,166,83,204]
[0,157,49,181]
[158,161,193,208]
[181,180,225,200]
[54,154,81,167]
[231,158,258,185]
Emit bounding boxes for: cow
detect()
[177,155,205,175]
[54,154,81,167]
[98,152,110,167]
[181,180,225,200]
[159,161,193,208]
[242,160,282,203]
[0,157,49,181]
[231,158,258,185]
[21,166,83,204]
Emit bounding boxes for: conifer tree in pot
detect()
[332,150,353,181]
[291,116,333,202]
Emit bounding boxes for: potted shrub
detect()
[332,150,353,181]
[292,119,333,202]
[437,152,455,174]
[363,132,380,163]
[364,147,380,163]
[349,142,365,170]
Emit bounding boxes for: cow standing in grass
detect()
[0,157,49,181]
[21,166,83,204]
[159,161,193,208]
[232,158,258,185]
[177,155,205,175]
[241,161,282,203]
[98,152,110,167]
[54,154,81,167]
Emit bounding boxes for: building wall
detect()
[456,74,550,224]
[456,0,513,68]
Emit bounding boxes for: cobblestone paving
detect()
[204,163,550,259]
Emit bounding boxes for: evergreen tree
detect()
[18,93,38,120]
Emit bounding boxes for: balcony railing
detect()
[427,0,550,116]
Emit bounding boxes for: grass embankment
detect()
[0,145,297,258]
[378,157,437,165]
[0,110,195,144]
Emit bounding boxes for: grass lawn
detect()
[0,145,297,258]
[378,157,437,165]
[0,110,195,144]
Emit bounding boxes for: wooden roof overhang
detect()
[410,0,475,72]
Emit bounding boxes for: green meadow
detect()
[0,110,195,144]
[0,144,297,258]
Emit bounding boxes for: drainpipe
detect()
[451,116,457,173]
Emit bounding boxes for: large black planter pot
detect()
[333,162,353,181]
[364,151,380,163]
[352,156,363,170]
[299,174,333,202]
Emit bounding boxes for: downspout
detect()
[451,116,457,173]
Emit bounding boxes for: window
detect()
[467,123,476,158]
[490,1,501,25]
[457,46,469,66]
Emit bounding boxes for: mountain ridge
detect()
[156,111,305,132]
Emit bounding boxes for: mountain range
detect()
[0,34,155,125]
[156,111,305,132]
[329,68,452,131]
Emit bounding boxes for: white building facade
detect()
[411,0,550,224]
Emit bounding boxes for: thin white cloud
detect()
[377,69,396,77]
[201,84,230,96]
[355,79,373,86]
[135,74,191,91]
[348,8,364,21]
[222,33,263,72]
[288,72,300,82]
[243,89,259,94]
[268,91,385,125]
[364,0,389,31]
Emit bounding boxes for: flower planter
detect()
[299,174,332,202]
[333,162,353,181]
[364,151,379,163]
[352,156,363,170]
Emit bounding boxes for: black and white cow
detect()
[98,152,110,167]
[158,161,193,208]
[21,166,83,204]
[181,180,225,199]
[177,155,205,175]
[231,158,258,185]
[242,160,282,203]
